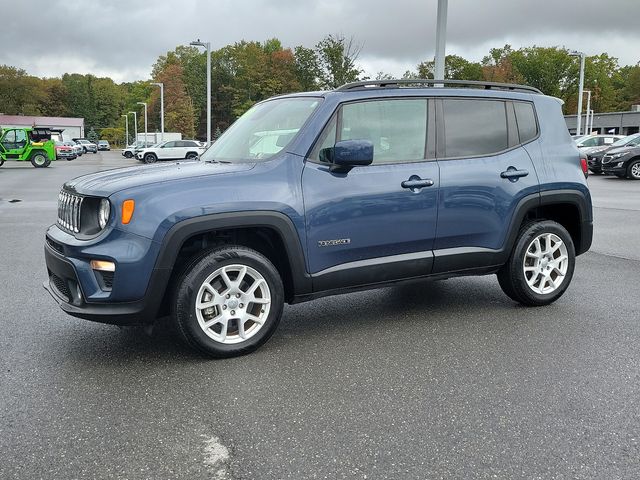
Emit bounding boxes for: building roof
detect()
[0,115,84,127]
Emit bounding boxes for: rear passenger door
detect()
[302,97,440,290]
[433,97,540,273]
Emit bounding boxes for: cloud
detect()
[1,0,637,82]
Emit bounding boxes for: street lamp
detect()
[128,111,138,145]
[190,39,211,146]
[137,102,148,146]
[569,50,586,136]
[434,0,448,86]
[121,114,129,147]
[151,82,164,142]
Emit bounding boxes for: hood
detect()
[64,160,255,197]
[606,145,640,155]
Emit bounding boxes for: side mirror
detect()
[321,139,374,172]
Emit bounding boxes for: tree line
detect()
[1,35,639,145]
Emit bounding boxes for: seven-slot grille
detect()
[57,190,84,233]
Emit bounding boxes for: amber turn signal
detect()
[90,260,115,272]
[121,199,135,224]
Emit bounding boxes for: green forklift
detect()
[0,126,60,168]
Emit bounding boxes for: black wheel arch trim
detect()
[152,211,312,301]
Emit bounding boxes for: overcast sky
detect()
[2,0,637,83]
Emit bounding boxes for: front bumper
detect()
[43,225,165,325]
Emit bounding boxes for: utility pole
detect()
[191,39,211,146]
[137,102,148,146]
[128,111,138,144]
[570,51,586,136]
[434,0,448,85]
[584,90,592,135]
[121,114,129,146]
[151,82,164,142]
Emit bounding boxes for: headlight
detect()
[611,152,626,159]
[98,198,110,229]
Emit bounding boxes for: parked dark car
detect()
[44,79,592,358]
[601,144,640,179]
[587,133,640,174]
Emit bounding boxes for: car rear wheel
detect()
[124,151,133,158]
[627,159,640,180]
[30,152,50,168]
[497,220,575,306]
[172,245,284,358]
[143,153,157,164]
[186,152,198,159]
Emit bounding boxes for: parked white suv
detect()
[137,140,205,163]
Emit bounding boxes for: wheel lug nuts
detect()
[222,305,227,310]
[236,293,241,298]
[230,310,235,315]
[226,294,230,299]
[239,303,244,308]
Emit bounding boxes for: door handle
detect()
[500,167,529,180]
[401,176,434,192]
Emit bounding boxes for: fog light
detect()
[90,260,115,272]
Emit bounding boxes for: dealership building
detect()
[565,106,640,136]
[0,114,84,140]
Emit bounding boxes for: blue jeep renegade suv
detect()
[44,79,593,357]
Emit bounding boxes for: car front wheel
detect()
[627,159,640,180]
[143,153,157,164]
[497,220,575,306]
[172,246,284,358]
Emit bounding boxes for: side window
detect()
[339,99,428,164]
[442,99,508,158]
[513,101,538,143]
[15,130,27,146]
[164,141,176,148]
[2,130,16,146]
[310,115,337,161]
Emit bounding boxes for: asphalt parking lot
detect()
[1,152,639,479]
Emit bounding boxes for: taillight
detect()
[580,156,588,178]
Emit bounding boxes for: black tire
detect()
[143,153,157,164]
[0,159,4,167]
[172,245,284,358]
[627,159,640,180]
[124,151,133,158]
[30,152,50,168]
[497,220,575,306]
[186,152,198,159]
[82,147,87,153]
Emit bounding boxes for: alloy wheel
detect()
[195,264,271,344]
[522,233,569,295]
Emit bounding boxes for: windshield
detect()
[201,97,322,163]
[616,133,640,147]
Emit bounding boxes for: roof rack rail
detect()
[336,79,543,94]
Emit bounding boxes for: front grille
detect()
[57,190,84,233]
[602,155,612,164]
[50,273,70,302]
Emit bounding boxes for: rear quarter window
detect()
[513,102,538,143]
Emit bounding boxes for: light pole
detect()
[128,111,138,144]
[584,90,591,135]
[434,0,448,85]
[570,50,586,136]
[121,114,129,147]
[137,102,148,146]
[190,39,211,146]
[151,82,164,142]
